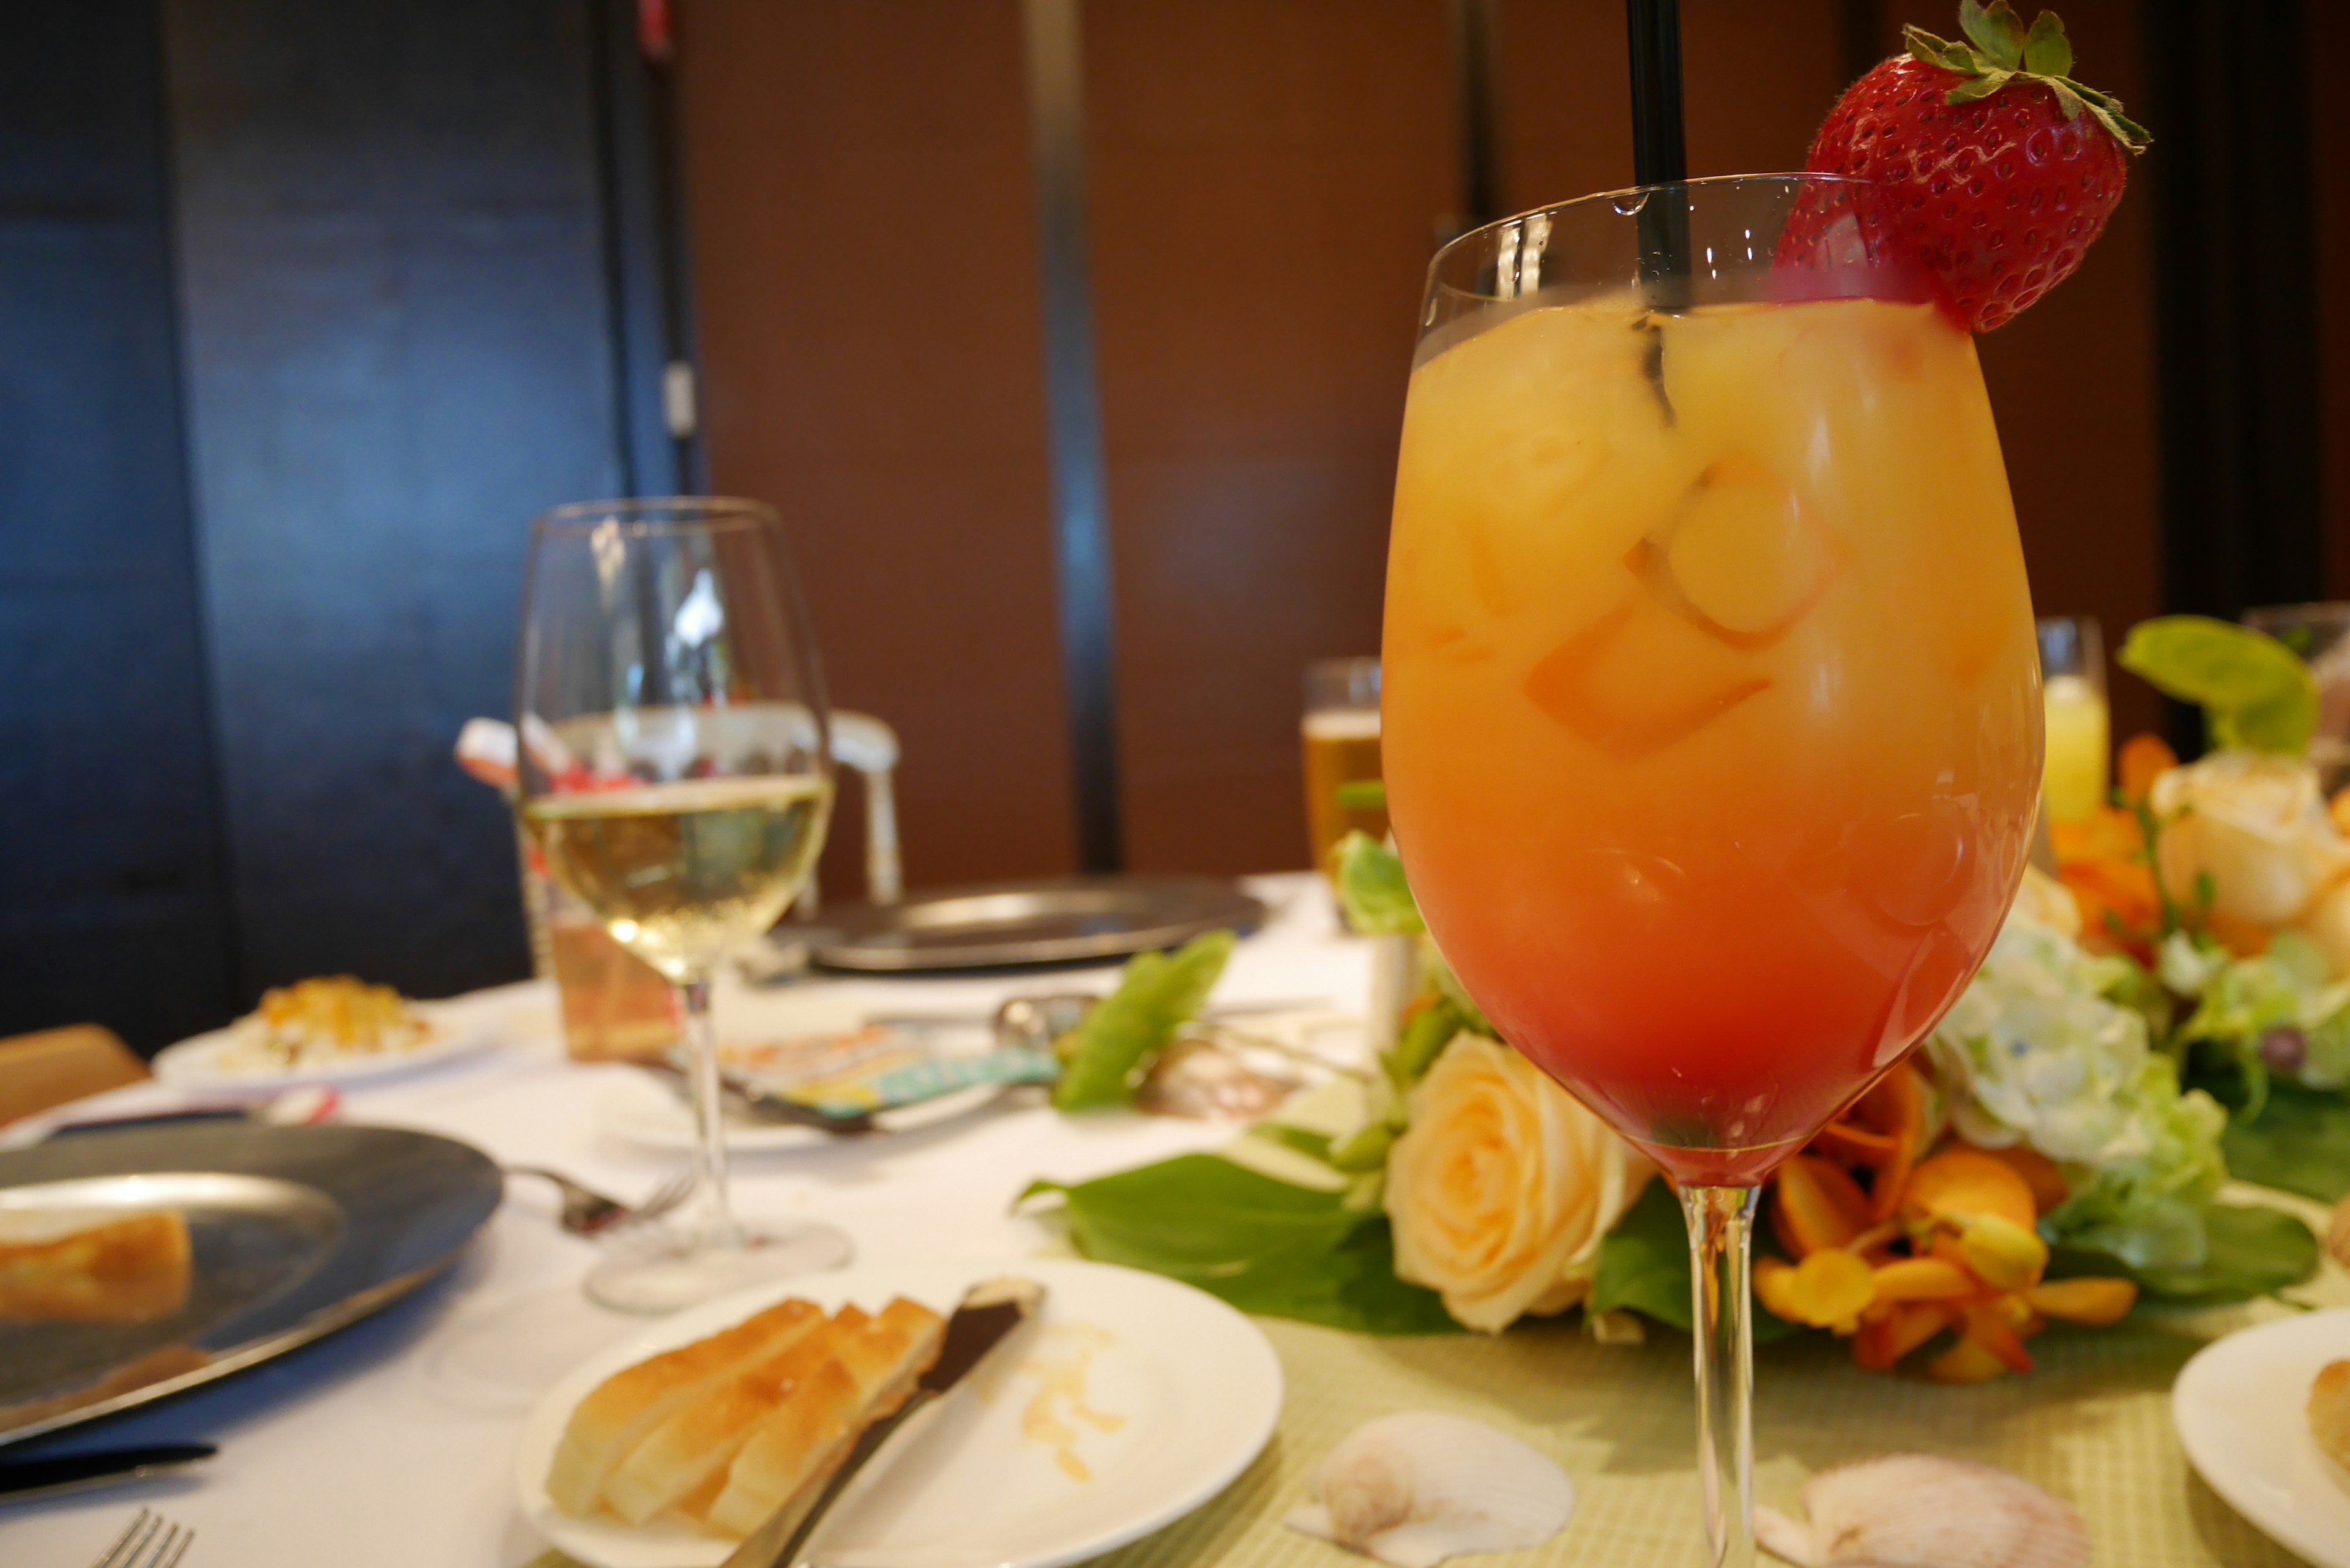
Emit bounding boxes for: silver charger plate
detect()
[0,1121,502,1447]
[808,875,1266,972]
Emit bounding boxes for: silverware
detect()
[721,1277,1045,1568]
[88,1507,193,1568]
[503,1167,693,1236]
[631,1061,879,1137]
[0,1444,215,1505]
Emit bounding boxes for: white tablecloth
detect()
[2,874,1362,1567]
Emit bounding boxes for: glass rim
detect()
[1427,171,1876,301]
[533,495,780,538]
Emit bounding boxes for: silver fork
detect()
[89,1509,192,1568]
[504,1167,693,1236]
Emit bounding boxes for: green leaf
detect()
[1960,0,2027,70]
[1020,1154,1460,1333]
[1586,1181,1800,1342]
[2021,9,2073,76]
[1327,1120,1397,1173]
[2215,1077,2350,1202]
[2050,1201,2319,1304]
[1903,26,1979,74]
[1384,998,1462,1091]
[1335,778,1387,812]
[2116,616,2316,755]
[1249,1122,1335,1162]
[1946,69,2018,106]
[1330,831,1425,936]
[1051,930,1235,1109]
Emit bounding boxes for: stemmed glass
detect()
[1381,177,2043,1564]
[516,497,851,1313]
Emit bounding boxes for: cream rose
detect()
[2150,750,2350,926]
[1385,1034,1652,1333]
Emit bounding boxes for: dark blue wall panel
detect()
[0,2,237,1051]
[163,0,627,999]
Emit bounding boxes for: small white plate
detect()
[594,1070,1007,1154]
[152,1005,500,1089]
[513,1255,1283,1568]
[2173,1307,2350,1568]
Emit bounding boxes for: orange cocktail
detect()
[1384,266,2040,1185]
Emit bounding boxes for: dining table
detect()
[2,872,2344,1568]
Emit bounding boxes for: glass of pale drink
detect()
[516,498,850,1312]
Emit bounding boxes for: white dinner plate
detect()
[152,1005,501,1090]
[593,1070,1009,1153]
[2173,1307,2350,1567]
[513,1255,1283,1568]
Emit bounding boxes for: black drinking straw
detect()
[1625,0,1690,308]
[1625,0,1687,186]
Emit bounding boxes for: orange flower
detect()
[1764,1087,2136,1378]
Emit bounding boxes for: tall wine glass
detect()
[1381,177,2042,1565]
[516,497,851,1313]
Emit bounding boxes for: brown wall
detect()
[675,0,1080,895]
[1081,0,1457,873]
[2318,1,2350,603]
[677,1,2174,884]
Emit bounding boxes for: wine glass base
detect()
[584,1221,854,1315]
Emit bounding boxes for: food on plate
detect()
[221,976,435,1071]
[2313,1359,2350,1469]
[550,1294,945,1539]
[1285,1411,1575,1567]
[706,1297,941,1536]
[1754,1453,2089,1568]
[0,1210,192,1323]
[2327,1192,2350,1273]
[545,1295,824,1515]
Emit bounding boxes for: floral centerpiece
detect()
[1020,617,2341,1376]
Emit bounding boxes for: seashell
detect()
[1285,1411,1575,1568]
[1755,1454,2089,1568]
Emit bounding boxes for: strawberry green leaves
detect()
[1959,0,2028,67]
[2021,9,2073,77]
[1903,4,2150,151]
[2116,616,2318,756]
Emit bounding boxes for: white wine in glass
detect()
[516,498,849,1313]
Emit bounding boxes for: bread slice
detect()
[837,1297,946,1414]
[546,1296,821,1517]
[703,1297,948,1538]
[2313,1358,2350,1469]
[603,1315,853,1526]
[0,1210,190,1324]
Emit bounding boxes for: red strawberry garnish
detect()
[1798,1,2150,332]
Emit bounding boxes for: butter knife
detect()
[0,1443,215,1504]
[721,1277,1045,1568]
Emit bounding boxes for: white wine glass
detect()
[515,496,850,1312]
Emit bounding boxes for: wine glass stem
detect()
[1681,1183,1758,1568]
[680,973,744,1250]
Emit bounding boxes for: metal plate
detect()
[0,1122,502,1447]
[808,876,1266,972]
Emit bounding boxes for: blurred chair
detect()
[0,1024,150,1126]
[829,711,903,905]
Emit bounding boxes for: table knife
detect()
[721,1277,1045,1568]
[0,1443,215,1505]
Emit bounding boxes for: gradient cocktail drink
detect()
[1386,281,2039,1184]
